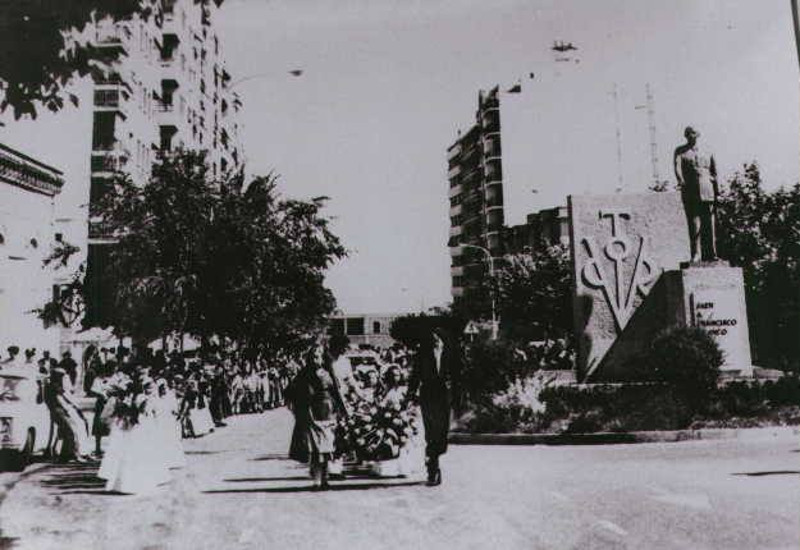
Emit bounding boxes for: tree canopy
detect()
[717,163,800,372]
[83,150,345,356]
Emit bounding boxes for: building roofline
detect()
[0,143,64,177]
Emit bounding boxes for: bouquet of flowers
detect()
[339,391,418,461]
[104,369,154,429]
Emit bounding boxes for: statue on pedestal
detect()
[674,126,719,262]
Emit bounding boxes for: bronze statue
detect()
[674,126,719,262]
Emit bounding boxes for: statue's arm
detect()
[673,148,684,187]
[710,155,719,196]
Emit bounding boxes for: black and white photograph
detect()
[1,1,799,548]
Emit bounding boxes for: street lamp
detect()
[461,243,499,340]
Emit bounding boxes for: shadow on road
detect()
[250,454,290,461]
[224,476,312,482]
[731,470,800,477]
[203,481,425,494]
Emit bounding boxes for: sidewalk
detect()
[449,425,800,446]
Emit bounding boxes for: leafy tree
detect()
[493,245,573,343]
[717,163,800,372]
[0,0,221,120]
[86,150,345,356]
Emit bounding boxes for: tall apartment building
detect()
[448,83,574,300]
[447,87,505,300]
[85,0,243,325]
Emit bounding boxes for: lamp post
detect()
[461,243,499,340]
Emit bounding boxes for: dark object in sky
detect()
[507,83,521,93]
[529,72,535,79]
[552,40,578,52]
[289,70,304,77]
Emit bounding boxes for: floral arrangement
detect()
[339,387,418,461]
[104,369,154,429]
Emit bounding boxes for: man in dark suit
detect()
[406,325,462,486]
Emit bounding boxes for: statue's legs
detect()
[699,202,717,261]
[689,213,702,263]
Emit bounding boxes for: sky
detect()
[2,0,799,315]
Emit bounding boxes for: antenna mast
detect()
[645,83,661,188]
[612,83,624,192]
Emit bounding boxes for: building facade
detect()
[447,87,504,300]
[85,0,243,325]
[0,143,65,354]
[329,313,405,349]
[503,206,570,256]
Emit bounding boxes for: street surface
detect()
[0,410,798,550]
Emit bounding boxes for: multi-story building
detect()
[329,313,405,349]
[447,83,572,300]
[503,206,570,256]
[85,0,243,325]
[0,143,65,354]
[447,87,504,300]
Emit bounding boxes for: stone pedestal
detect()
[677,262,753,376]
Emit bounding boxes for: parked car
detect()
[0,370,51,471]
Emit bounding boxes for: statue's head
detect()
[684,126,699,144]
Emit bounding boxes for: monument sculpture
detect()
[673,126,719,262]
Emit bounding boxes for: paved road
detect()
[1,410,798,550]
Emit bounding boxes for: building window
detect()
[346,317,365,336]
[330,318,345,336]
[92,112,116,151]
[372,321,381,334]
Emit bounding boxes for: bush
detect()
[648,326,723,412]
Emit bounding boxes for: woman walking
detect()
[287,344,348,490]
[406,325,462,486]
[45,367,92,462]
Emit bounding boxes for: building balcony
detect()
[93,87,128,113]
[485,178,502,187]
[90,151,128,176]
[94,24,128,51]
[450,266,464,277]
[447,164,461,180]
[449,225,463,238]
[448,184,462,199]
[449,203,463,217]
[87,219,116,241]
[447,143,462,162]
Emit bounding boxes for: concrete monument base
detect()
[676,262,753,377]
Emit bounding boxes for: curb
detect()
[448,426,800,446]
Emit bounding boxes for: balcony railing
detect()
[91,153,128,173]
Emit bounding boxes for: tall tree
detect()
[493,245,573,343]
[717,163,800,372]
[88,150,345,355]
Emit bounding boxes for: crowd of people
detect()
[1,324,461,493]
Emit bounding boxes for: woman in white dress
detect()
[99,375,172,495]
[154,378,186,469]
